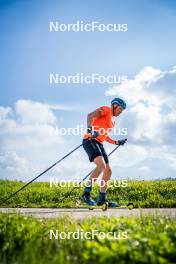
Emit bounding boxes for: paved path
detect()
[1,208,176,219]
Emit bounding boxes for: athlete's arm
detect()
[106,137,127,145]
[87,107,104,127]
[105,136,117,144]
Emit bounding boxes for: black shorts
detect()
[83,138,109,164]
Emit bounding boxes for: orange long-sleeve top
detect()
[83,106,116,144]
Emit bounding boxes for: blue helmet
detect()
[111,98,126,109]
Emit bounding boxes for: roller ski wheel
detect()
[101,201,109,211]
[88,201,108,211]
[126,202,134,209]
[110,202,134,210]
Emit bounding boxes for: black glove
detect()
[116,138,127,146]
[87,126,92,133]
[87,126,99,138]
[92,130,99,138]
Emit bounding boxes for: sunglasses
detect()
[113,105,124,111]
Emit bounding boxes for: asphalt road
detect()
[1,208,176,220]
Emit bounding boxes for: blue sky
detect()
[1,0,176,107]
[0,0,176,181]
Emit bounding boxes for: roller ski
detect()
[76,199,134,211]
[76,188,134,211]
[107,202,134,209]
[96,192,134,210]
[97,198,134,210]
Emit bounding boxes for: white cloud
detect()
[105,65,176,179]
[139,166,149,172]
[0,151,30,180]
[1,67,176,183]
[0,99,86,181]
[49,103,81,112]
[129,103,162,142]
[15,100,56,124]
[107,143,148,167]
[0,106,12,119]
[106,65,176,107]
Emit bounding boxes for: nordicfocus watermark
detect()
[50,229,128,240]
[50,178,128,188]
[49,21,128,32]
[49,73,128,84]
[49,125,128,137]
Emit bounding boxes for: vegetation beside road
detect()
[0,179,176,208]
[0,213,176,264]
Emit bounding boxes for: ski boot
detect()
[97,192,118,208]
[82,186,96,206]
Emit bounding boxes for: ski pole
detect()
[59,144,121,203]
[1,143,83,205]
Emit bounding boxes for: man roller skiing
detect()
[82,98,127,207]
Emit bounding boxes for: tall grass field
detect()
[0,180,176,208]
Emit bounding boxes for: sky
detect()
[0,0,176,182]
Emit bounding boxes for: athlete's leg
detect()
[82,139,106,205]
[100,163,112,193]
[97,163,118,207]
[82,156,106,205]
[86,156,106,186]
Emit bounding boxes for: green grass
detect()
[0,179,176,208]
[0,213,176,264]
